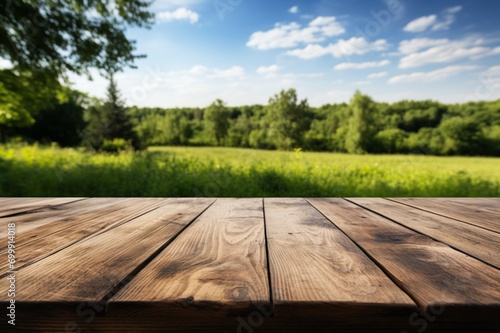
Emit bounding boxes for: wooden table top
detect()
[0,198,499,332]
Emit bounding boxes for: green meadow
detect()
[1,145,498,197]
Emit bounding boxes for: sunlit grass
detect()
[1,144,499,197]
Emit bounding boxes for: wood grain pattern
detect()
[388,198,500,233]
[0,198,172,276]
[0,198,128,248]
[0,198,214,318]
[264,198,415,318]
[0,197,498,332]
[108,198,270,317]
[309,198,500,320]
[0,197,85,218]
[349,198,500,268]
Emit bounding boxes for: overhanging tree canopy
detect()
[0,0,154,76]
[0,0,154,128]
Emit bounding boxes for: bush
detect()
[101,138,133,153]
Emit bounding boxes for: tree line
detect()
[3,74,498,156]
[128,89,500,156]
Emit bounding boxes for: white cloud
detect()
[257,65,281,74]
[483,65,500,76]
[368,71,388,79]
[310,16,336,26]
[157,8,199,24]
[446,5,463,14]
[189,65,208,74]
[403,6,462,33]
[246,17,345,50]
[334,60,390,70]
[352,81,372,86]
[480,66,500,91]
[388,65,477,84]
[211,65,245,78]
[289,6,299,14]
[403,15,437,32]
[282,72,324,79]
[432,6,462,31]
[399,38,500,68]
[287,37,388,59]
[399,38,449,54]
[309,16,347,37]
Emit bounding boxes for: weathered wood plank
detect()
[108,198,270,318]
[309,198,500,320]
[430,198,500,213]
[264,198,415,319]
[349,198,500,268]
[0,198,128,245]
[0,197,85,218]
[0,199,174,275]
[0,198,214,319]
[388,198,500,233]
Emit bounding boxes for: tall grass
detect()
[0,144,499,197]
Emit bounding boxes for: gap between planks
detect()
[346,198,500,269]
[0,199,179,277]
[0,198,216,317]
[308,198,500,320]
[384,198,500,234]
[0,197,88,219]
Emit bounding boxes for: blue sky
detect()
[71,0,500,107]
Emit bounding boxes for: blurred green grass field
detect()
[1,144,499,197]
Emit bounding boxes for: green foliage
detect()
[134,111,193,146]
[345,91,375,154]
[227,113,252,147]
[122,92,500,157]
[373,129,408,153]
[0,69,60,127]
[439,117,483,155]
[264,89,310,150]
[204,99,230,145]
[26,88,88,147]
[83,75,140,150]
[0,0,153,76]
[101,138,133,153]
[0,0,153,127]
[1,145,499,197]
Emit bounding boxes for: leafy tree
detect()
[229,114,252,147]
[0,0,153,126]
[0,69,60,129]
[483,125,500,156]
[28,88,88,146]
[83,75,139,150]
[405,128,445,155]
[265,89,309,150]
[0,0,153,76]
[373,129,408,153]
[400,106,445,132]
[304,103,349,151]
[345,91,375,154]
[205,99,230,145]
[439,117,483,155]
